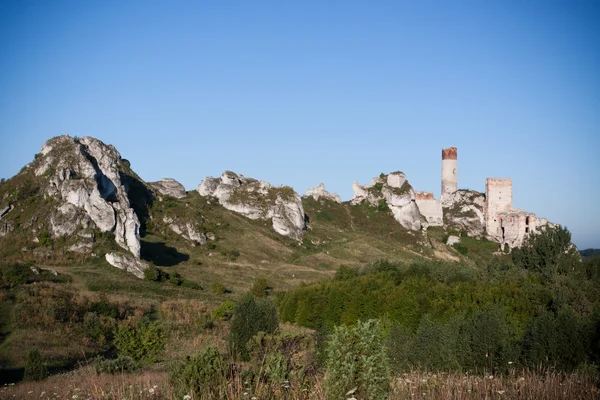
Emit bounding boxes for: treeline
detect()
[278,227,600,373]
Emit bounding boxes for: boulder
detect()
[105,253,149,279]
[148,178,187,199]
[446,235,461,246]
[305,183,342,203]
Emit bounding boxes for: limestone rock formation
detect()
[148,178,187,199]
[196,171,305,240]
[442,190,485,237]
[163,216,207,245]
[351,172,421,231]
[446,235,461,246]
[105,253,149,279]
[30,135,142,257]
[305,183,342,203]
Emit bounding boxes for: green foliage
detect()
[324,320,390,400]
[512,226,578,277]
[37,230,53,247]
[83,312,113,342]
[113,319,166,363]
[250,278,269,297]
[0,262,32,287]
[523,309,591,370]
[24,347,47,381]
[211,300,235,321]
[229,295,279,360]
[143,265,161,281]
[94,355,139,374]
[168,272,182,286]
[170,346,227,399]
[211,281,226,294]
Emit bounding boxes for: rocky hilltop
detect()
[351,172,421,231]
[0,136,564,279]
[197,171,305,241]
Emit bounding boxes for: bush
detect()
[250,278,269,297]
[24,347,47,381]
[94,356,139,374]
[229,295,279,360]
[324,320,390,400]
[143,266,161,281]
[181,280,201,290]
[83,312,113,342]
[170,346,227,399]
[113,319,166,363]
[169,272,182,286]
[211,281,226,294]
[0,262,32,287]
[212,300,235,321]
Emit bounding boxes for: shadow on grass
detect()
[140,240,189,267]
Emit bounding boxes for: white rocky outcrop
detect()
[105,253,149,279]
[164,216,207,244]
[32,135,142,258]
[148,178,187,199]
[446,235,461,246]
[305,183,342,203]
[196,171,305,240]
[443,190,485,237]
[351,172,421,231]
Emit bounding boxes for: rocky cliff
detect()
[351,172,422,231]
[0,135,150,276]
[197,171,306,240]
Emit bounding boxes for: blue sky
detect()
[0,1,599,248]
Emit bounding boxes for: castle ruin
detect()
[415,147,552,250]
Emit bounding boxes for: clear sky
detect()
[1,1,599,249]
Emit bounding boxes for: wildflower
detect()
[497,390,505,394]
[28,391,34,394]
[183,396,191,400]
[243,392,248,396]
[149,388,155,394]
[488,375,494,379]
[508,361,513,365]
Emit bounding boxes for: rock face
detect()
[148,178,187,199]
[442,190,485,237]
[305,183,342,203]
[196,171,306,240]
[163,216,207,245]
[33,135,142,257]
[351,172,421,231]
[446,235,461,246]
[105,253,149,279]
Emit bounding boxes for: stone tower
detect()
[441,147,458,201]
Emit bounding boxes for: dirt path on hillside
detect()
[344,206,355,231]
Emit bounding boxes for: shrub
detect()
[324,319,390,400]
[83,312,112,341]
[169,272,182,286]
[0,262,32,287]
[113,319,166,363]
[181,280,201,290]
[212,300,235,321]
[143,266,160,281]
[170,346,227,399]
[94,356,139,374]
[250,278,269,297]
[24,347,47,381]
[211,281,226,294]
[229,295,279,360]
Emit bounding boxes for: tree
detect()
[512,226,578,277]
[24,347,47,381]
[229,295,279,360]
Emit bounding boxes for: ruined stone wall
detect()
[415,191,443,226]
[441,147,458,203]
[485,178,513,242]
[497,211,537,249]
